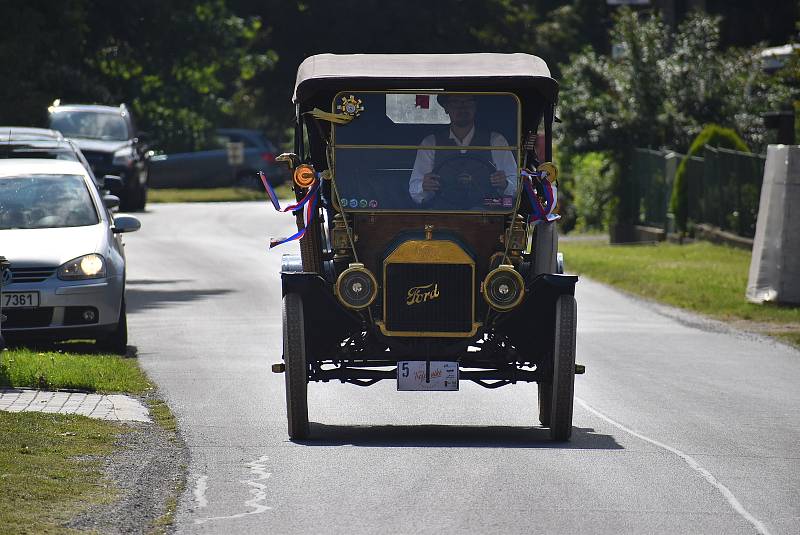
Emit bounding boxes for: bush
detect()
[570,152,617,231]
[668,124,750,232]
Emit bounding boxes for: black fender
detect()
[280,266,363,360]
[494,273,578,365]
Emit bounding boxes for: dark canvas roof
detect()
[293,53,558,103]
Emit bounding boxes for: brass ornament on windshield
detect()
[537,162,559,184]
[337,95,364,117]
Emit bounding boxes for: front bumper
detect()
[1,275,123,337]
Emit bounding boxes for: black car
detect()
[48,103,149,211]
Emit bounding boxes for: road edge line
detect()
[575,396,772,535]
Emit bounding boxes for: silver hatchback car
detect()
[0,159,140,352]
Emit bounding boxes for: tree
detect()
[558,8,786,233]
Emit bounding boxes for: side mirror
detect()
[102,175,124,192]
[112,215,141,234]
[276,152,299,170]
[103,194,120,209]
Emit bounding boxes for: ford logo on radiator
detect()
[406,283,440,305]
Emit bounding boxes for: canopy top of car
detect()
[293,53,559,104]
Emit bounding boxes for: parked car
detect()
[0,126,64,142]
[0,128,103,187]
[148,128,289,188]
[48,102,150,211]
[0,159,140,353]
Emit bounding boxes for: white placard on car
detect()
[2,291,39,308]
[397,361,459,391]
[226,141,245,166]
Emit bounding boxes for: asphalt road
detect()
[124,202,799,534]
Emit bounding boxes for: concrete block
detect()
[747,145,800,304]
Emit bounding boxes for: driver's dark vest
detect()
[432,128,493,170]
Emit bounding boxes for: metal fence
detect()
[631,147,766,238]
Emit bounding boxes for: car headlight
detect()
[482,265,525,311]
[335,263,377,310]
[58,254,106,280]
[112,148,135,168]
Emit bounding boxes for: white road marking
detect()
[193,475,208,509]
[194,455,272,525]
[575,397,772,535]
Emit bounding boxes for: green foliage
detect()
[568,152,617,231]
[559,8,787,228]
[669,124,750,232]
[0,0,273,154]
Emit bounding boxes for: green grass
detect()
[147,398,177,435]
[148,183,293,203]
[560,240,800,343]
[0,411,125,534]
[0,348,152,393]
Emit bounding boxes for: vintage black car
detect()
[273,53,580,441]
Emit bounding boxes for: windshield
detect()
[332,92,519,212]
[50,111,129,141]
[0,174,99,229]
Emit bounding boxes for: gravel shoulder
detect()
[68,389,189,534]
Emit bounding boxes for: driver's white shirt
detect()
[409,126,518,204]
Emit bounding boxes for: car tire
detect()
[97,298,128,355]
[538,382,552,427]
[120,176,147,212]
[549,295,577,441]
[283,293,310,440]
[132,182,147,212]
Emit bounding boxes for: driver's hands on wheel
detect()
[489,170,507,189]
[422,172,441,193]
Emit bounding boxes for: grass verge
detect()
[559,239,800,345]
[0,347,151,393]
[147,398,177,435]
[149,183,293,203]
[0,346,185,532]
[0,411,126,533]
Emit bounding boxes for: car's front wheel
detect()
[283,293,309,439]
[97,298,128,355]
[549,294,577,441]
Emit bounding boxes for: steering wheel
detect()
[429,154,500,209]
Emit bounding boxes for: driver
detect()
[409,94,517,205]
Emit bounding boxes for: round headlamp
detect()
[335,263,377,310]
[293,164,316,189]
[482,265,525,311]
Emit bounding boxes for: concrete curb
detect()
[0,388,150,422]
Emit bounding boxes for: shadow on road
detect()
[297,423,622,449]
[126,279,232,313]
[126,279,193,286]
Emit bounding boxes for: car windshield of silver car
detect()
[0,174,99,229]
